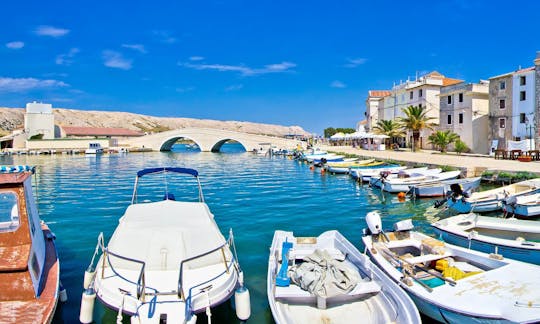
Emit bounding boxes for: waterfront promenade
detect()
[321,145,540,175]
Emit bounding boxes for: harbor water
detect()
[1,143,444,323]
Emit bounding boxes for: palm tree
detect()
[372,120,405,147]
[428,130,460,153]
[399,105,438,152]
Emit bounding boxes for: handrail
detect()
[103,248,148,300]
[177,234,234,299]
[137,167,198,178]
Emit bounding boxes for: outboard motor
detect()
[366,211,382,235]
[449,183,464,197]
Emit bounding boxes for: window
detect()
[419,89,423,97]
[0,192,19,233]
[447,114,452,125]
[499,81,506,90]
[499,118,506,129]
[515,137,521,141]
[520,76,526,86]
[520,91,526,101]
[458,93,463,103]
[459,113,463,124]
[418,103,422,109]
[447,95,452,105]
[520,113,526,123]
[410,91,413,100]
[499,99,505,109]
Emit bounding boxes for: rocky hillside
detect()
[0,107,309,137]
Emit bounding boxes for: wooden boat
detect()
[362,211,540,323]
[349,166,410,182]
[410,177,481,198]
[369,168,441,189]
[444,179,540,213]
[382,170,461,193]
[502,193,540,218]
[432,213,540,265]
[324,159,374,168]
[0,165,60,323]
[268,230,421,324]
[325,162,391,175]
[81,167,250,323]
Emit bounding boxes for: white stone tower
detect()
[24,102,55,139]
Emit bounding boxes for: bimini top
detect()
[0,165,35,174]
[136,167,198,178]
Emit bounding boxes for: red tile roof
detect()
[442,78,464,86]
[368,90,392,98]
[62,126,144,137]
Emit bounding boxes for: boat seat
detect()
[275,280,381,303]
[404,252,452,265]
[0,244,30,271]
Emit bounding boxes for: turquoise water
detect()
[1,143,442,323]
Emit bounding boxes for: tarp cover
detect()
[288,249,360,298]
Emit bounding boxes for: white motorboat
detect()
[369,168,442,189]
[268,230,421,324]
[443,179,540,213]
[85,142,104,154]
[350,165,408,182]
[362,211,540,323]
[382,170,461,193]
[410,177,481,198]
[432,212,540,265]
[81,167,250,324]
[502,193,540,218]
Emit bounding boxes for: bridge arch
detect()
[210,138,248,152]
[159,136,203,151]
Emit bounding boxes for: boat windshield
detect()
[0,191,20,232]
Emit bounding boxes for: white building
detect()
[439,81,490,154]
[512,67,536,146]
[365,91,391,131]
[24,102,55,139]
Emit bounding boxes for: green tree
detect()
[399,105,437,152]
[428,130,460,153]
[454,139,470,155]
[335,128,355,134]
[372,120,405,145]
[324,127,336,138]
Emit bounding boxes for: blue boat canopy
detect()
[136,167,198,178]
[0,165,35,173]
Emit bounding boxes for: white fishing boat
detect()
[80,167,250,324]
[349,166,408,182]
[432,212,540,265]
[324,159,373,167]
[502,193,540,218]
[410,177,481,198]
[325,161,389,175]
[0,165,62,323]
[362,211,540,323]
[85,142,104,154]
[443,178,540,213]
[382,170,461,193]
[268,230,421,324]
[369,168,442,189]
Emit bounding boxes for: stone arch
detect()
[210,138,248,152]
[159,136,203,151]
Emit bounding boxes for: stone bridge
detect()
[121,127,305,152]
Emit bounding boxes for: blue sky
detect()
[1,0,539,134]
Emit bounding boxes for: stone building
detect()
[365,90,391,131]
[439,81,490,154]
[488,72,513,150]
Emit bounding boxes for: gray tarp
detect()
[288,249,361,298]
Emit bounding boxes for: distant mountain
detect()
[0,107,309,137]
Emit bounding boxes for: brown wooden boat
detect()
[0,166,60,323]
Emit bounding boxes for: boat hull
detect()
[412,177,481,198]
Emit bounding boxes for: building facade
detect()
[365,91,391,131]
[439,81,490,154]
[488,72,513,150]
[24,102,55,139]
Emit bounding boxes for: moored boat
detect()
[325,161,392,175]
[268,230,421,324]
[324,158,374,168]
[81,167,249,323]
[362,211,540,323]
[410,176,481,198]
[443,178,540,213]
[432,212,540,265]
[369,168,441,189]
[382,170,461,193]
[502,193,540,218]
[85,142,104,154]
[0,165,61,323]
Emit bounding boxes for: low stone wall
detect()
[24,139,110,150]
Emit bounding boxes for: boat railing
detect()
[102,248,149,301]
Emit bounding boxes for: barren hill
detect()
[0,107,309,137]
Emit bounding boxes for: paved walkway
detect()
[320,145,540,175]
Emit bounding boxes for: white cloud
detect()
[180,61,296,76]
[176,87,195,93]
[122,44,147,54]
[189,56,204,61]
[153,30,177,44]
[0,77,69,92]
[6,41,24,49]
[102,50,132,70]
[35,25,70,37]
[225,84,243,91]
[56,48,80,65]
[330,80,346,88]
[344,57,367,68]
